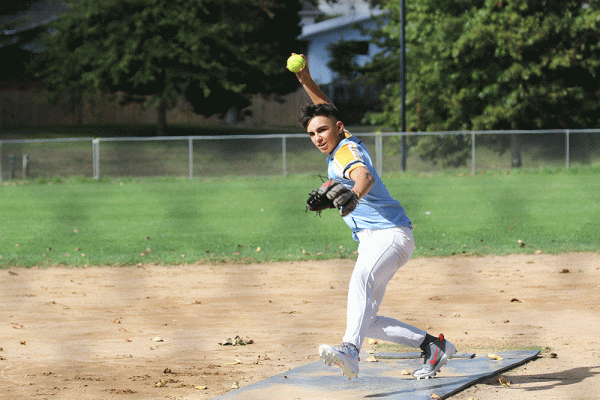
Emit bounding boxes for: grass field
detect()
[1,166,598,267]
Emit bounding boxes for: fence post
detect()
[22,154,29,180]
[92,138,100,180]
[282,136,287,177]
[375,132,383,176]
[189,137,193,180]
[565,130,570,169]
[471,132,476,175]
[9,154,16,180]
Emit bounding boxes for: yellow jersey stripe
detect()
[333,142,366,180]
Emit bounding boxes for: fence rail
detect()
[1,129,599,183]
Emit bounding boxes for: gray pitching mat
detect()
[209,350,539,400]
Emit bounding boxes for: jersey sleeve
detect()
[332,141,366,180]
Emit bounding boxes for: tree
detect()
[36,0,302,135]
[327,40,362,80]
[0,0,35,15]
[0,0,46,91]
[364,0,600,168]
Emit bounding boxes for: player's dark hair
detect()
[299,103,343,129]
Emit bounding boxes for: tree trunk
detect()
[511,121,522,168]
[157,99,167,136]
[225,107,238,125]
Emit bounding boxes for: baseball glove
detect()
[306,180,359,217]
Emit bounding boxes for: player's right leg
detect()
[319,342,359,379]
[343,226,415,348]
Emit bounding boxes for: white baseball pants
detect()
[342,225,426,351]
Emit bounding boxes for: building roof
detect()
[0,0,69,35]
[299,0,323,18]
[297,9,384,40]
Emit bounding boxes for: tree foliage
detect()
[36,0,301,131]
[364,0,600,166]
[0,1,39,90]
[0,0,35,15]
[327,40,362,79]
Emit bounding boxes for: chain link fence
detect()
[1,130,599,182]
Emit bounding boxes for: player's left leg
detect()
[412,333,457,379]
[349,226,456,379]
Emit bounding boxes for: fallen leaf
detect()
[155,379,165,387]
[431,394,442,400]
[231,381,239,389]
[498,374,511,386]
[510,298,522,303]
[487,353,504,361]
[152,337,164,342]
[400,369,412,375]
[559,268,570,273]
[195,385,208,390]
[366,355,378,362]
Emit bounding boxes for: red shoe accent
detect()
[428,334,444,365]
[429,345,439,365]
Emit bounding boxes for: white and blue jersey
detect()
[327,132,411,241]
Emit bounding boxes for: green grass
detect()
[1,166,599,267]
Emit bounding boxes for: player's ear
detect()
[336,120,345,135]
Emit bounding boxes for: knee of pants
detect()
[350,266,374,292]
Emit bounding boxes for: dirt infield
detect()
[2,252,599,400]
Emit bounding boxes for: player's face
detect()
[306,115,345,155]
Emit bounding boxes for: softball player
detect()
[293,54,456,380]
